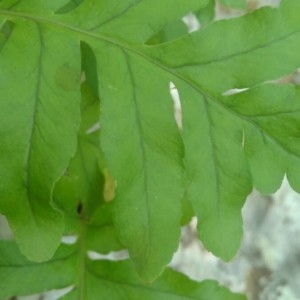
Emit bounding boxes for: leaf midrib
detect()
[1,9,299,161]
[23,22,43,219]
[123,50,152,251]
[203,97,221,216]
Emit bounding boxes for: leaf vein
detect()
[124,51,152,249]
[89,0,144,31]
[23,22,43,215]
[203,98,221,216]
[174,27,300,69]
[1,9,299,174]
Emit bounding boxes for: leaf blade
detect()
[62,259,246,300]
[0,20,81,261]
[0,241,76,299]
[93,43,184,280]
[60,0,208,43]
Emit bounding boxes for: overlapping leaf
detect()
[52,41,124,255]
[142,0,300,259]
[196,0,215,27]
[0,241,76,299]
[0,16,81,261]
[1,0,300,291]
[0,240,245,300]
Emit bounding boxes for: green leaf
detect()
[221,84,300,194]
[0,0,206,278]
[54,168,124,255]
[94,43,185,280]
[145,3,300,94]
[62,259,245,300]
[56,0,83,14]
[180,194,195,226]
[175,82,252,259]
[0,18,81,261]
[196,0,215,27]
[60,0,207,43]
[142,1,300,259]
[0,0,66,13]
[0,19,13,50]
[146,20,189,45]
[52,42,124,254]
[0,241,76,299]
[219,0,247,9]
[0,240,244,300]
[2,0,300,288]
[86,224,124,254]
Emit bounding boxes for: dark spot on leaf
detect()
[77,201,83,215]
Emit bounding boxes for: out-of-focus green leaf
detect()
[0,240,244,300]
[180,195,194,226]
[220,0,247,9]
[56,0,83,14]
[0,241,76,299]
[0,19,13,50]
[146,20,189,45]
[61,259,246,300]
[196,0,215,26]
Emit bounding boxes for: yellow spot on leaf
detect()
[103,169,116,202]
